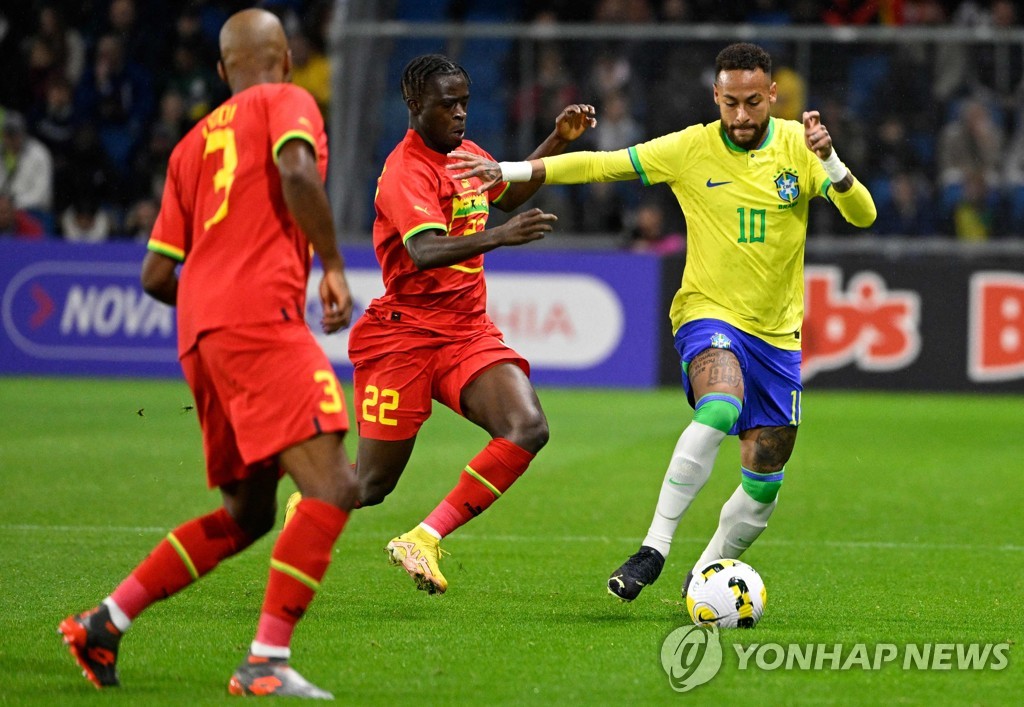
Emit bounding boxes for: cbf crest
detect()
[774,168,800,203]
[710,332,732,349]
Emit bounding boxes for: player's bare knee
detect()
[358,483,387,507]
[750,426,797,472]
[330,465,359,510]
[231,505,276,539]
[358,472,398,507]
[508,412,549,454]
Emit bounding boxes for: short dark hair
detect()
[714,43,772,78]
[400,54,471,103]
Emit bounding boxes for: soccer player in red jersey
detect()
[354,54,595,594]
[58,9,357,698]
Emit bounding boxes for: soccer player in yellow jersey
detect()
[448,43,876,602]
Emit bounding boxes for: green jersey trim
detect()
[148,239,185,262]
[272,130,317,164]
[627,145,651,186]
[491,182,512,204]
[401,222,447,243]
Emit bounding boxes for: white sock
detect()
[102,597,132,633]
[250,640,291,660]
[696,484,777,568]
[419,522,442,540]
[641,422,725,557]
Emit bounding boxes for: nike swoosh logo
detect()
[706,178,732,188]
[668,480,695,486]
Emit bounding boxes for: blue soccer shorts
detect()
[674,318,802,435]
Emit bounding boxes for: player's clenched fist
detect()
[802,110,833,159]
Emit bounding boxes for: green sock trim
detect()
[270,558,321,591]
[693,394,742,433]
[740,466,784,504]
[166,532,199,581]
[465,465,501,498]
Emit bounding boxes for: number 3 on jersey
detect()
[202,116,238,231]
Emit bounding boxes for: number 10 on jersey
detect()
[736,207,766,244]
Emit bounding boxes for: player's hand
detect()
[319,268,353,334]
[447,150,503,191]
[802,110,834,159]
[498,208,557,246]
[554,103,597,142]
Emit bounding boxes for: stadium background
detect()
[2,0,1024,391]
[2,4,1022,705]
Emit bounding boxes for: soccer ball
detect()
[684,559,767,629]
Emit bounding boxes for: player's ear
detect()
[217,58,227,85]
[768,81,778,106]
[283,49,293,82]
[712,81,720,105]
[406,97,421,115]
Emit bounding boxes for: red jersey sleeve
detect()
[148,154,188,262]
[267,84,328,180]
[488,181,512,205]
[480,146,511,205]
[379,158,449,244]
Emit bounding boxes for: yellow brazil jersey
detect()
[540,117,875,350]
[632,117,826,350]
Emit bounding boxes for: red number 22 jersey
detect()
[369,128,509,336]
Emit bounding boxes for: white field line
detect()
[0,524,1021,553]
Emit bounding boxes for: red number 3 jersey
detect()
[369,129,510,335]
[148,83,328,357]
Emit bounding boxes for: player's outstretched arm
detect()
[446,151,539,191]
[405,208,557,270]
[491,104,597,211]
[802,110,876,228]
[450,148,638,198]
[277,138,353,333]
[447,104,596,200]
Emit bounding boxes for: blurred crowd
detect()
[512,0,1024,250]
[0,0,332,242]
[3,0,1024,249]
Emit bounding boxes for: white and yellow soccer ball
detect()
[684,559,767,629]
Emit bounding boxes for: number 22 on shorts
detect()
[362,385,399,426]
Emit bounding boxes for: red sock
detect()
[423,438,534,537]
[111,508,252,619]
[254,498,348,650]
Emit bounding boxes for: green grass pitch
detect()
[1,376,1021,705]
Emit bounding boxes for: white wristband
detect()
[498,161,533,183]
[819,149,849,183]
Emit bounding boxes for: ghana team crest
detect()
[774,168,800,203]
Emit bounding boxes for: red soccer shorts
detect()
[349,315,528,441]
[180,321,349,488]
